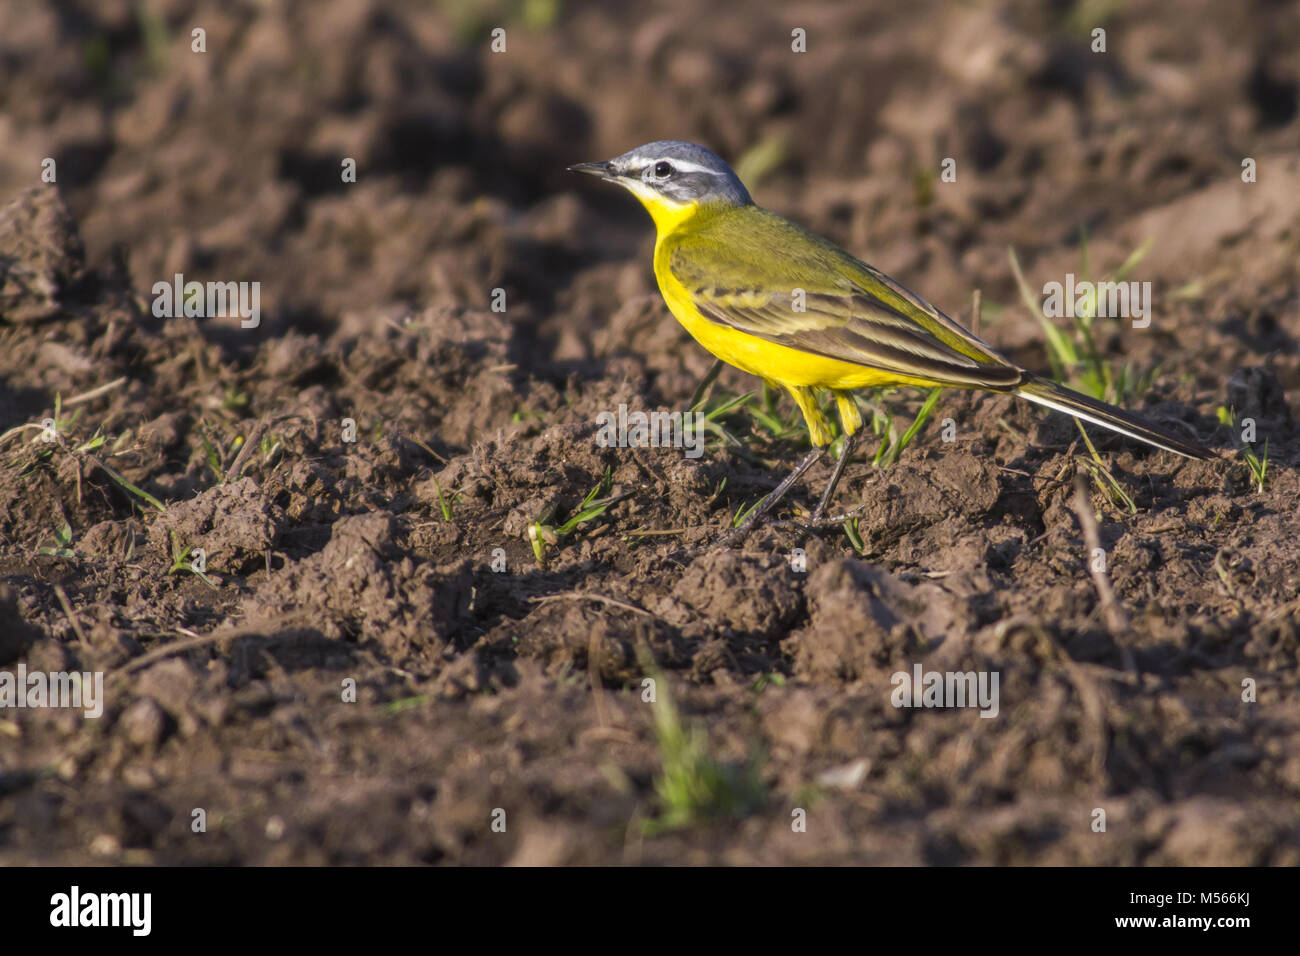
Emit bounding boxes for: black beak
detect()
[567,160,615,180]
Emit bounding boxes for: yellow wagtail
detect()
[570,141,1212,547]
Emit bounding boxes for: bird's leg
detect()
[810,429,860,523]
[809,391,865,523]
[701,445,825,551]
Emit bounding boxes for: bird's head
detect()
[569,140,752,231]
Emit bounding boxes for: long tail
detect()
[1015,374,1213,460]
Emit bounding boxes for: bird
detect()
[569,140,1212,548]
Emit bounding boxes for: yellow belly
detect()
[654,256,943,392]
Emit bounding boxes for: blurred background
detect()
[2,0,1297,362]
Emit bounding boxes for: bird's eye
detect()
[653,161,674,178]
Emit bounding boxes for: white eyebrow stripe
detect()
[655,159,721,175]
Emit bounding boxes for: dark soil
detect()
[1,0,1298,865]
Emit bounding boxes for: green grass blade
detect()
[1009,246,1077,376]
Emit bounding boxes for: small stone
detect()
[121,698,167,748]
[816,758,871,790]
[90,833,121,857]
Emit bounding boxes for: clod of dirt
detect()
[119,698,168,749]
[79,518,144,560]
[1226,365,1294,429]
[146,477,284,574]
[250,511,473,665]
[511,598,657,684]
[855,449,1003,545]
[134,659,201,721]
[266,461,345,524]
[0,584,45,663]
[0,187,86,324]
[1144,797,1293,866]
[138,412,186,456]
[785,558,971,682]
[666,549,804,640]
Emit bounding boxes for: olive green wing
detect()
[667,209,1023,389]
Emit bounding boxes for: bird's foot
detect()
[770,502,869,534]
[672,503,868,559]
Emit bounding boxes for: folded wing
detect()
[668,210,1024,390]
